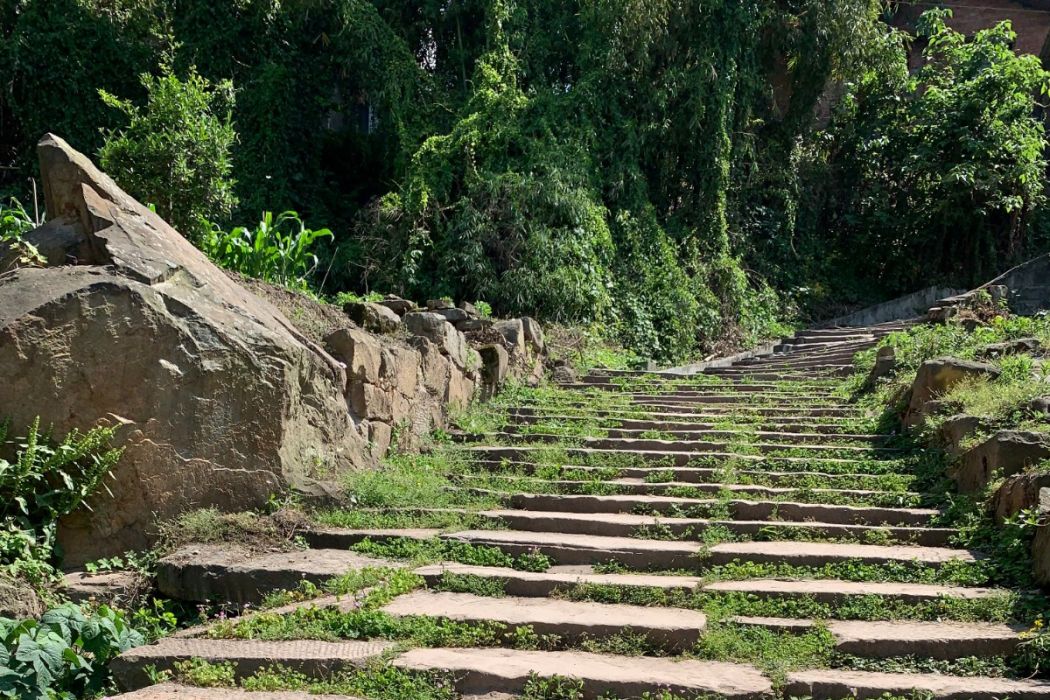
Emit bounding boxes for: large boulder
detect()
[951,430,1050,494]
[902,357,1000,427]
[0,135,369,563]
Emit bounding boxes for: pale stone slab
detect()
[442,529,702,569]
[827,619,1025,659]
[704,541,977,568]
[785,668,1050,700]
[393,647,773,700]
[480,509,954,546]
[383,590,706,649]
[704,578,1004,603]
[414,562,702,596]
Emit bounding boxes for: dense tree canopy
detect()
[1,0,1047,362]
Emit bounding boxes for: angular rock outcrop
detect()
[343,301,401,334]
[951,430,1050,494]
[991,472,1050,523]
[0,135,370,563]
[902,358,1000,427]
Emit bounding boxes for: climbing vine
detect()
[2,1,1044,361]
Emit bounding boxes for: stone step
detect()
[111,638,393,691]
[418,562,1003,606]
[441,530,977,570]
[506,493,938,526]
[382,590,708,649]
[502,425,891,446]
[628,480,915,502]
[827,619,1023,659]
[463,446,891,468]
[479,510,955,546]
[414,562,703,596]
[507,414,873,434]
[473,434,903,457]
[110,686,362,700]
[588,465,911,488]
[503,405,865,421]
[702,540,976,569]
[705,578,1004,604]
[784,669,1050,700]
[392,647,773,699]
[733,617,1022,659]
[155,545,401,604]
[463,475,921,504]
[565,380,839,394]
[622,394,850,406]
[509,404,865,418]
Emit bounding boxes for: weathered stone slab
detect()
[392,647,773,700]
[704,578,1003,604]
[156,544,400,604]
[383,590,707,649]
[413,562,702,597]
[785,669,1050,700]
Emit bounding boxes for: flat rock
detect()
[704,578,1004,603]
[703,541,976,568]
[156,544,399,604]
[303,528,440,548]
[785,668,1050,700]
[384,590,706,649]
[112,638,393,691]
[826,619,1023,659]
[442,530,702,569]
[508,493,936,526]
[414,562,702,596]
[392,647,772,700]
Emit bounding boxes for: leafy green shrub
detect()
[0,419,122,583]
[99,65,237,241]
[822,10,1050,294]
[0,603,144,699]
[199,210,332,290]
[0,199,35,240]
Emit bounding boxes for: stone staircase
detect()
[111,321,1050,700]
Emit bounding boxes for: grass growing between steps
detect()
[172,660,458,700]
[352,536,553,572]
[555,581,1037,624]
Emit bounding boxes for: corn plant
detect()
[200,210,332,290]
[0,198,45,270]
